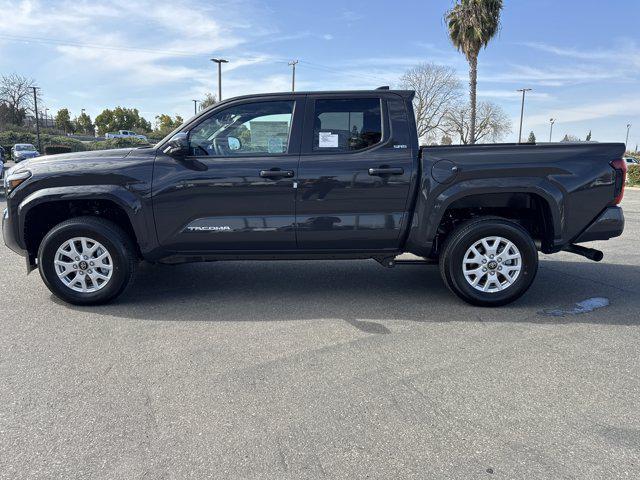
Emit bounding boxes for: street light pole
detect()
[31,86,42,152]
[626,124,632,149]
[288,60,299,92]
[210,58,228,101]
[549,118,555,142]
[192,99,198,115]
[517,88,532,143]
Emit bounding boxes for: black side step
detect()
[375,256,437,268]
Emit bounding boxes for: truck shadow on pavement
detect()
[57,258,640,329]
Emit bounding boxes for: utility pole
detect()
[210,58,228,101]
[626,124,632,149]
[288,60,299,92]
[516,88,532,143]
[32,86,41,152]
[549,118,555,142]
[192,99,198,115]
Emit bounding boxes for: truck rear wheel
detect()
[439,218,538,307]
[38,217,137,305]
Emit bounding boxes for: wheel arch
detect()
[18,186,147,264]
[405,178,565,257]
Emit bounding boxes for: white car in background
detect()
[104,130,148,141]
[624,156,639,167]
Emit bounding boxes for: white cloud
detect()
[523,41,640,69]
[526,96,640,127]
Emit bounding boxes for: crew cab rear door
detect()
[296,93,414,250]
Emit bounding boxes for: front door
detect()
[152,97,302,252]
[296,94,414,251]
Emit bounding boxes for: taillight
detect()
[610,158,627,205]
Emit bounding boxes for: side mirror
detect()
[163,132,189,158]
[227,136,241,151]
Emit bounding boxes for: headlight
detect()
[4,170,31,192]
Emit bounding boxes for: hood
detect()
[18,148,135,169]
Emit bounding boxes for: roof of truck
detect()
[213,89,415,105]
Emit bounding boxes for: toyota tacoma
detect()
[2,89,626,306]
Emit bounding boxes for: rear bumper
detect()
[574,206,624,243]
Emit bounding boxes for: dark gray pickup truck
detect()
[2,89,626,306]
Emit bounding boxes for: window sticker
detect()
[318,131,339,148]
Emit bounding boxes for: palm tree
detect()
[445,0,503,144]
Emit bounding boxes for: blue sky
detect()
[0,0,638,147]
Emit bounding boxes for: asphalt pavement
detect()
[1,190,639,479]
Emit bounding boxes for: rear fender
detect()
[405,177,564,255]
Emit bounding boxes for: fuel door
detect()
[431,159,459,184]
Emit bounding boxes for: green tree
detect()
[154,114,184,137]
[527,131,536,143]
[94,107,151,135]
[199,93,217,111]
[54,108,74,133]
[75,112,94,135]
[445,0,503,144]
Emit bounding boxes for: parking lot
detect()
[1,189,639,479]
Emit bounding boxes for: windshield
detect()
[15,144,36,151]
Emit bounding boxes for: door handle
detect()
[260,169,294,178]
[368,167,404,176]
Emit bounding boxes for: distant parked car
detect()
[624,156,639,166]
[104,130,148,141]
[11,144,39,163]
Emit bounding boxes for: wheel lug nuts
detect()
[75,257,80,261]
[482,259,487,264]
[482,267,487,272]
[79,271,85,275]
[497,258,502,262]
[490,254,494,259]
[87,269,92,274]
[490,271,495,275]
[83,256,88,260]
[73,264,78,269]
[498,266,502,271]
[89,262,94,266]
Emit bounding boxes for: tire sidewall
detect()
[39,222,130,305]
[445,221,538,306]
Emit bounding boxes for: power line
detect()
[297,60,391,84]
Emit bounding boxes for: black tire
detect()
[38,216,137,305]
[439,217,538,307]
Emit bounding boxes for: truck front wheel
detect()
[38,217,137,305]
[439,218,538,307]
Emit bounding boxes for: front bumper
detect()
[2,206,27,257]
[574,206,625,243]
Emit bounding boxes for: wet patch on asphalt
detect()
[539,297,610,317]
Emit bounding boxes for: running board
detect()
[375,256,437,268]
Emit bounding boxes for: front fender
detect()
[16,185,156,254]
[405,177,565,255]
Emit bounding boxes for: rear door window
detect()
[312,98,382,152]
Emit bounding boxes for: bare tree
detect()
[0,74,37,125]
[398,63,461,144]
[443,100,511,144]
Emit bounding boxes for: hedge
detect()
[44,145,73,155]
[628,165,640,187]
[88,137,150,150]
